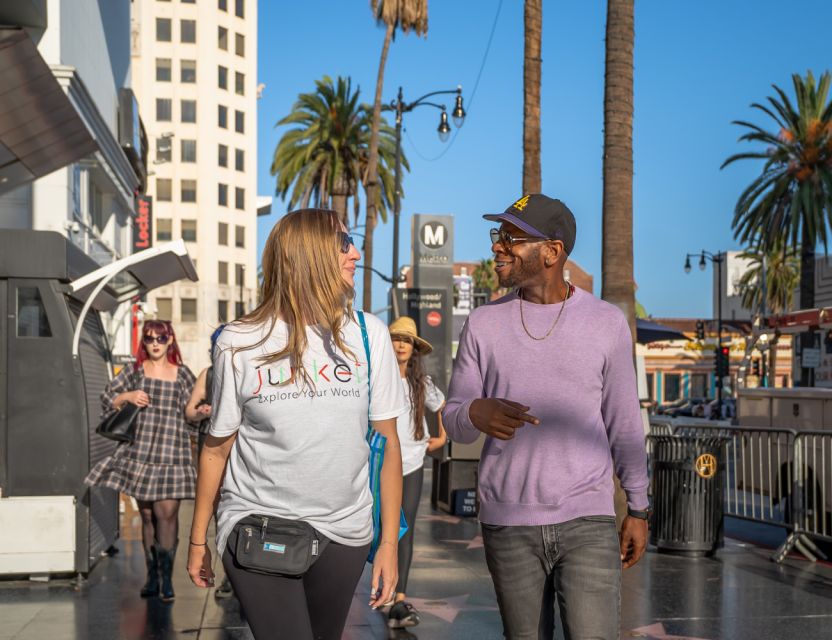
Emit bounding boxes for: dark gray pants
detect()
[481,516,621,640]
[396,468,424,594]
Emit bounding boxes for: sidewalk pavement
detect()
[1,468,831,639]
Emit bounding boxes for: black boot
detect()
[157,545,176,603]
[140,547,159,598]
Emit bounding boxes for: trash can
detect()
[648,434,727,556]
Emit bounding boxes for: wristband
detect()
[627,507,652,520]
[189,540,207,546]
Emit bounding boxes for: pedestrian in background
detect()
[187,209,407,640]
[386,316,448,629]
[185,324,233,599]
[443,194,650,639]
[86,320,197,602]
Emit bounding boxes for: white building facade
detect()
[130,0,259,370]
[0,0,143,359]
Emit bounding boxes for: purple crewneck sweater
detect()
[442,287,649,526]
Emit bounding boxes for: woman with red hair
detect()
[86,319,196,602]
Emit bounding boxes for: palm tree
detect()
[363,0,428,310]
[601,0,636,344]
[472,258,499,293]
[722,71,832,385]
[271,75,400,229]
[523,0,542,194]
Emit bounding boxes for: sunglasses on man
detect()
[143,334,170,345]
[489,228,552,250]
[337,231,356,254]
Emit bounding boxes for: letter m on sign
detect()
[423,224,444,248]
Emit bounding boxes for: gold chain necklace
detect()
[518,285,571,341]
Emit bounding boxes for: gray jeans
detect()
[481,516,621,640]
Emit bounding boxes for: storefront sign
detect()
[133,195,153,253]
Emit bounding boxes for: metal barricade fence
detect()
[793,431,832,543]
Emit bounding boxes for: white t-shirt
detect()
[396,376,445,476]
[209,313,407,554]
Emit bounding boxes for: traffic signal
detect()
[696,320,705,341]
[752,359,760,376]
[714,346,730,379]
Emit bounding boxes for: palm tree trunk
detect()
[362,22,395,311]
[800,225,815,385]
[601,0,636,344]
[331,172,350,228]
[523,0,542,194]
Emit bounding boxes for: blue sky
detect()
[256,0,832,319]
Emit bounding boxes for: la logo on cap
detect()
[512,195,531,212]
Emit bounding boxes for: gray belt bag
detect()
[229,515,329,577]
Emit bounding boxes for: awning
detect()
[69,240,198,357]
[0,28,97,194]
[636,319,690,344]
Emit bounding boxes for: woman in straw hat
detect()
[386,316,448,629]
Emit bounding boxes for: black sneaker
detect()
[387,601,420,629]
[214,577,234,599]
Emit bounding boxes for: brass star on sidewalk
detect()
[442,534,484,550]
[406,595,499,624]
[628,622,711,640]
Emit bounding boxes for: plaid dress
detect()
[85,365,197,501]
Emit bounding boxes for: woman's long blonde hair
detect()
[235,208,355,386]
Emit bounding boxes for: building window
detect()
[182,0,195,3]
[235,263,245,286]
[235,0,244,19]
[181,59,197,83]
[235,71,245,96]
[181,219,197,242]
[218,222,228,245]
[181,19,196,43]
[16,287,52,337]
[235,301,245,319]
[646,373,655,402]
[156,178,172,201]
[218,300,229,323]
[156,58,172,82]
[235,110,244,133]
[218,26,228,50]
[181,180,197,203]
[156,98,172,122]
[219,0,227,11]
[218,144,228,167]
[181,298,198,322]
[181,99,197,123]
[218,183,228,206]
[235,225,245,248]
[157,219,173,241]
[664,373,681,403]
[156,18,172,42]
[218,261,229,284]
[235,33,244,57]
[156,136,172,163]
[235,187,244,210]
[235,148,244,172]
[218,65,228,90]
[690,373,708,399]
[218,104,228,128]
[181,139,197,163]
[156,298,173,320]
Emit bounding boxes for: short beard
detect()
[498,245,541,289]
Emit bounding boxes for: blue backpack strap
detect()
[356,310,371,398]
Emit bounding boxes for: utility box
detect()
[738,387,832,430]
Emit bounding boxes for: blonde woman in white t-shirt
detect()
[186,209,407,640]
[386,316,447,630]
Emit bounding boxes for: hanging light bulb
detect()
[437,111,451,142]
[452,93,466,128]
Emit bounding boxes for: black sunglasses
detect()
[143,334,170,345]
[337,231,355,254]
[489,228,548,249]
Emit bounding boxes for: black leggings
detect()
[222,539,370,640]
[396,468,424,594]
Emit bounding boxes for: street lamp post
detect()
[685,250,725,416]
[388,86,465,282]
[357,264,407,318]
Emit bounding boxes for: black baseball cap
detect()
[483,194,577,254]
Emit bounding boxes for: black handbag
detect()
[96,369,141,443]
[229,515,328,577]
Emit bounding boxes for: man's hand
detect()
[469,398,539,441]
[619,516,648,569]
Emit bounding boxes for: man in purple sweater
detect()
[443,194,650,640]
